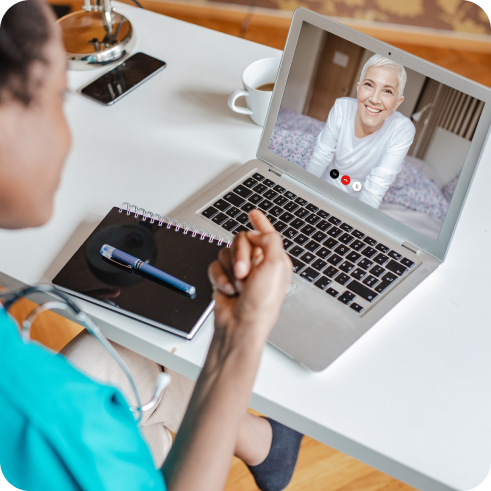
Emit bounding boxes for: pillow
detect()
[442,175,459,202]
[268,127,317,170]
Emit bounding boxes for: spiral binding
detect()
[118,202,233,248]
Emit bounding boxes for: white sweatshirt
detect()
[306,98,416,209]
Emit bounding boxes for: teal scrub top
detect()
[0,306,166,491]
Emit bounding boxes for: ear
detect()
[394,95,404,111]
[356,81,360,95]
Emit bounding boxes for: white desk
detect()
[2,5,491,490]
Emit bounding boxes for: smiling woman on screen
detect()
[306,54,416,209]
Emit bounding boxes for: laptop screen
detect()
[267,21,485,241]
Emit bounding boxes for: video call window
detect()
[268,22,484,240]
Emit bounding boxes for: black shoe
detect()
[246,417,303,491]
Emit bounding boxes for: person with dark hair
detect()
[0,2,303,491]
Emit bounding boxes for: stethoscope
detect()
[0,284,170,425]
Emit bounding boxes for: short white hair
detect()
[359,54,406,98]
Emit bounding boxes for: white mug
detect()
[228,57,281,126]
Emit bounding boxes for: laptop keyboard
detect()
[201,172,418,315]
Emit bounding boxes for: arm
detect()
[306,102,341,178]
[161,210,292,491]
[358,121,416,209]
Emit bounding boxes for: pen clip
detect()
[106,256,132,269]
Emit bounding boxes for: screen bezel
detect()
[257,8,491,261]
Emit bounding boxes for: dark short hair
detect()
[0,0,52,105]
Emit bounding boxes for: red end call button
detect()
[341,175,351,185]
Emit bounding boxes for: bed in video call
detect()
[268,23,484,241]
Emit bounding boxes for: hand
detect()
[208,210,292,344]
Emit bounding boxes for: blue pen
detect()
[100,244,196,295]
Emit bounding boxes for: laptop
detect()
[173,8,491,371]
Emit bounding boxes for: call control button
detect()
[330,169,339,179]
[352,181,362,192]
[341,175,350,185]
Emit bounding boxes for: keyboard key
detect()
[233,225,249,235]
[223,192,246,207]
[339,261,355,273]
[305,240,320,252]
[327,254,343,266]
[241,203,256,213]
[284,227,298,239]
[326,288,339,297]
[316,220,331,232]
[327,226,342,238]
[252,173,264,181]
[347,280,378,302]
[339,233,354,245]
[346,251,361,263]
[317,210,329,219]
[300,267,320,282]
[254,183,268,194]
[370,265,385,277]
[202,206,218,218]
[248,193,263,205]
[311,258,327,271]
[269,206,283,217]
[212,212,228,225]
[358,258,374,270]
[401,257,415,268]
[294,234,309,246]
[382,272,397,283]
[339,223,353,233]
[338,293,354,305]
[263,189,278,200]
[325,266,339,278]
[324,237,338,249]
[273,221,288,233]
[351,239,365,251]
[266,215,277,224]
[362,275,379,287]
[234,185,253,199]
[300,252,316,264]
[351,268,366,280]
[288,255,306,273]
[386,260,407,276]
[363,236,377,246]
[295,197,308,206]
[305,214,321,225]
[222,219,239,231]
[376,243,390,254]
[273,195,289,206]
[312,232,327,243]
[214,199,230,211]
[328,216,342,226]
[335,273,350,285]
[289,245,304,257]
[282,238,293,250]
[314,276,331,290]
[352,229,365,239]
[301,224,316,236]
[279,212,294,223]
[306,203,319,213]
[334,244,350,256]
[361,246,377,258]
[226,206,241,218]
[258,199,273,211]
[285,191,297,200]
[316,247,331,260]
[273,185,286,193]
[236,212,249,224]
[263,178,276,187]
[243,222,253,230]
[294,208,310,219]
[243,177,258,188]
[284,201,299,212]
[288,218,304,231]
[375,280,393,293]
[388,250,403,260]
[350,303,364,313]
[373,253,389,265]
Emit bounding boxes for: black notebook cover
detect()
[53,207,227,338]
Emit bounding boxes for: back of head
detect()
[359,54,407,98]
[0,0,52,105]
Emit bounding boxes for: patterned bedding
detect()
[268,109,454,221]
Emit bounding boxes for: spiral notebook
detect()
[53,203,232,339]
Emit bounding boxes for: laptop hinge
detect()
[401,241,420,254]
[268,168,282,178]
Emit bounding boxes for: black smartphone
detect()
[80,52,167,105]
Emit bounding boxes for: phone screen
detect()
[81,52,167,105]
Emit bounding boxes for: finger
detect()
[208,260,237,296]
[230,231,253,280]
[248,209,276,234]
[246,229,285,261]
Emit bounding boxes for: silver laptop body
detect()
[174,8,491,371]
